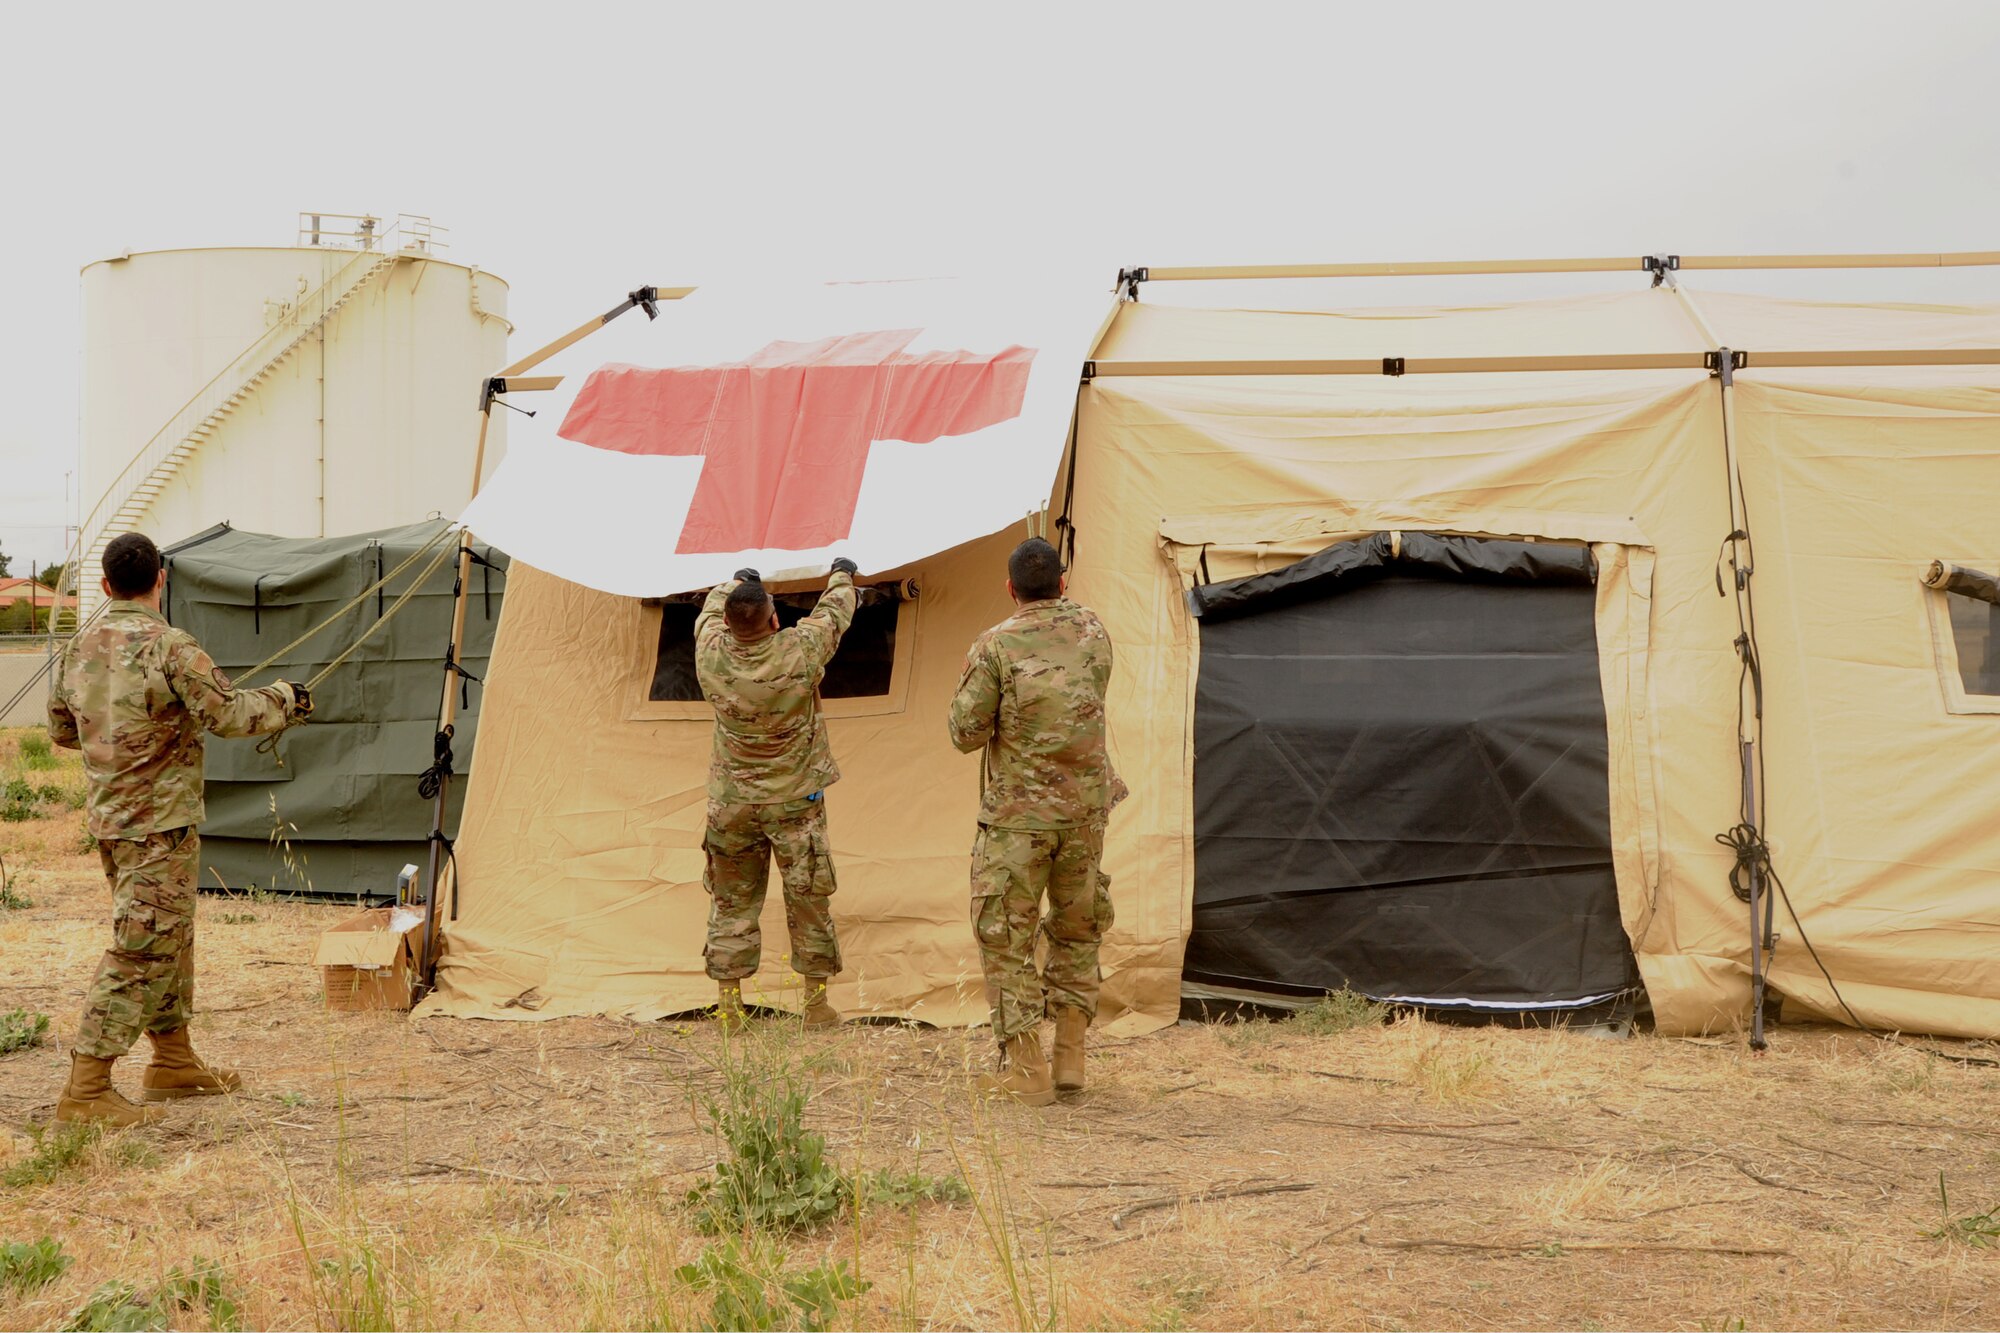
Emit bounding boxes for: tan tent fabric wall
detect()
[429,530,1062,1027]
[1692,292,2000,353]
[425,287,2000,1040]
[429,522,1188,1033]
[1076,368,1753,1034]
[1729,371,2000,1038]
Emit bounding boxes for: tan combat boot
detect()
[140,1027,242,1101]
[800,977,841,1029]
[1052,1007,1090,1093]
[56,1054,167,1128]
[975,1032,1057,1107]
[716,980,747,1026]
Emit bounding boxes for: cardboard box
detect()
[314,906,426,1012]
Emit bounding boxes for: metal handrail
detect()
[78,245,392,544]
[298,212,448,253]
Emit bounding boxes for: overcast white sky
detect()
[3,1,1997,571]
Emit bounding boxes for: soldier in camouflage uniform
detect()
[692,559,859,1026]
[47,533,310,1127]
[948,537,1126,1104]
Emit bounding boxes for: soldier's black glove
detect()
[829,557,859,577]
[734,568,761,583]
[279,679,313,720]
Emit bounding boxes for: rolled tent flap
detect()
[1190,531,1596,622]
[1923,560,2000,604]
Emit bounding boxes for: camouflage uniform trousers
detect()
[74,826,200,1059]
[970,821,1115,1039]
[702,797,843,981]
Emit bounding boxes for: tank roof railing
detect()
[299,212,449,254]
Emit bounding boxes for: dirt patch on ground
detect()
[2,730,1998,1330]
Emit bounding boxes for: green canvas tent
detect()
[162,520,507,899]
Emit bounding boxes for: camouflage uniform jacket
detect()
[47,600,295,839]
[948,596,1127,830]
[694,573,857,804]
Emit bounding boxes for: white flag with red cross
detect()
[460,276,1115,596]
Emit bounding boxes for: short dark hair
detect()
[1008,537,1063,601]
[103,533,163,599]
[723,581,774,635]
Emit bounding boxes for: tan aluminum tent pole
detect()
[1085,349,2000,377]
[416,285,695,989]
[1679,251,2000,271]
[1143,257,1649,281]
[1138,251,2000,282]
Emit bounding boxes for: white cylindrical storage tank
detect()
[77,233,509,610]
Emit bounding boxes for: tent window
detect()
[649,595,902,703]
[1945,589,2000,697]
[1925,561,2000,706]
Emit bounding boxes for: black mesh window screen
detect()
[1946,592,2000,696]
[1186,533,1639,1011]
[650,595,900,702]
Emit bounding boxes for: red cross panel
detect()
[557,329,1036,554]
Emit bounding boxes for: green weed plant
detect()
[0,1235,72,1294]
[859,1169,974,1208]
[687,1034,970,1236]
[674,1236,869,1333]
[1290,987,1390,1035]
[0,1009,50,1057]
[3,1123,156,1189]
[18,734,59,771]
[59,1262,238,1333]
[1926,1173,2000,1247]
[60,1280,158,1332]
[688,1057,850,1236]
[310,1241,398,1330]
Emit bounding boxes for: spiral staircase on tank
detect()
[71,216,442,617]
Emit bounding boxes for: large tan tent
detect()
[423,277,2000,1042]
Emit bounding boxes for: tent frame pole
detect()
[1718,346,1775,1053]
[1132,250,2000,284]
[416,283,695,993]
[1675,283,1777,1049]
[1082,348,2000,378]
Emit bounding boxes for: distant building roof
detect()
[0,578,78,608]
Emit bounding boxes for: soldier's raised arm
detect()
[791,561,858,670]
[162,635,297,739]
[697,570,761,650]
[947,637,1001,754]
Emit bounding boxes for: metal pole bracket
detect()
[1705,348,1748,384]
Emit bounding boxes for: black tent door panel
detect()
[1186,536,1639,1008]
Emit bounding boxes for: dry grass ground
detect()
[2,727,1998,1330]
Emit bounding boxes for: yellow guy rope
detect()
[298,535,463,693]
[244,524,464,761]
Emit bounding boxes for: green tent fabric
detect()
[161,521,508,899]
